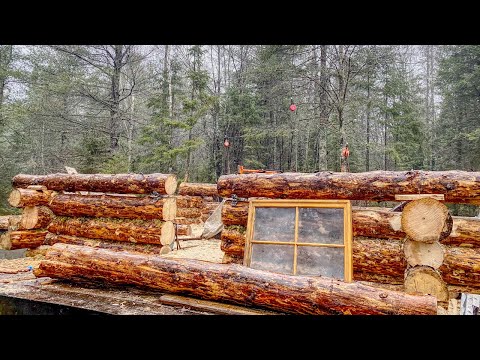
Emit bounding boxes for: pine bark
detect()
[8,188,54,208]
[178,182,219,198]
[217,170,480,204]
[35,243,437,315]
[1,230,48,250]
[48,217,175,245]
[12,173,178,195]
[20,206,54,230]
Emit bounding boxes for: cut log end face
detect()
[164,175,178,195]
[0,232,11,250]
[160,221,175,245]
[401,198,449,243]
[403,239,445,269]
[7,189,21,207]
[20,206,39,229]
[404,266,449,302]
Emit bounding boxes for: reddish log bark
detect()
[48,217,175,245]
[35,243,437,315]
[12,173,177,195]
[220,230,480,289]
[176,207,202,219]
[48,193,176,221]
[0,230,48,250]
[222,204,480,248]
[8,188,54,208]
[20,206,54,230]
[220,227,246,256]
[175,195,204,208]
[176,224,192,236]
[217,170,480,204]
[174,217,203,225]
[44,233,165,255]
[178,182,219,198]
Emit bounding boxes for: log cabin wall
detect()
[217,171,480,299]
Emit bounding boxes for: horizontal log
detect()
[0,230,48,250]
[178,182,218,198]
[6,215,22,231]
[217,170,480,204]
[12,173,178,195]
[175,196,204,208]
[35,243,437,315]
[44,233,165,255]
[174,217,203,225]
[48,193,176,221]
[176,224,192,236]
[222,203,480,248]
[220,227,246,256]
[48,217,175,245]
[20,206,54,230]
[220,229,480,289]
[8,188,54,208]
[176,207,202,219]
[222,253,243,264]
[221,201,249,226]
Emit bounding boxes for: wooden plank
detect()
[0,278,211,315]
[158,294,280,315]
[395,194,445,201]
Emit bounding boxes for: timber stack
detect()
[217,171,480,300]
[4,173,179,255]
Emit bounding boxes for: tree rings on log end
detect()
[403,239,445,269]
[401,198,449,243]
[160,221,175,245]
[404,265,448,302]
[164,175,178,195]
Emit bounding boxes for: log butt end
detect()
[165,175,178,195]
[7,189,21,208]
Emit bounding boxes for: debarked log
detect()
[34,243,437,315]
[12,173,178,195]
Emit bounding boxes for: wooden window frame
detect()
[243,199,353,282]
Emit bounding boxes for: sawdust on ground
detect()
[164,239,224,263]
[0,255,44,274]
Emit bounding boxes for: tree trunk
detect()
[176,207,202,219]
[404,266,448,302]
[175,195,204,208]
[8,188,55,208]
[220,227,246,256]
[44,233,166,255]
[221,201,249,226]
[176,224,192,236]
[48,193,176,221]
[48,217,175,245]
[35,243,437,315]
[403,239,445,269]
[12,173,177,195]
[217,170,480,204]
[401,198,450,243]
[222,253,243,264]
[178,182,219,198]
[19,206,54,230]
[174,217,203,225]
[1,230,48,250]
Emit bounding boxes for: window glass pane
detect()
[298,208,344,244]
[253,207,295,242]
[296,246,344,279]
[250,243,294,275]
